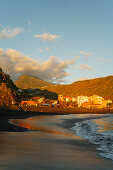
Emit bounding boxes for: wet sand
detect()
[0,114,112,170]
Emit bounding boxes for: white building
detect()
[65,96,71,102]
[90,95,103,104]
[77,96,89,107]
[71,97,76,102]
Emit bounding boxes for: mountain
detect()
[14,74,113,101]
[0,68,19,106]
[14,74,52,89]
[43,75,113,101]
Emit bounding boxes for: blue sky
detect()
[0,0,113,83]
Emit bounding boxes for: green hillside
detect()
[14,74,52,89]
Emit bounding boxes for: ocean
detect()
[72,114,113,161]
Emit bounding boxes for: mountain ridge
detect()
[43,75,113,101]
[14,74,52,89]
[14,74,113,101]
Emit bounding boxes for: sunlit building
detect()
[90,95,103,104]
[77,96,89,107]
[20,101,37,106]
[71,97,76,102]
[81,95,112,108]
[65,96,72,102]
[58,95,64,101]
[38,98,44,103]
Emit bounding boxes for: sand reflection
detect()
[0,115,113,170]
[10,116,81,139]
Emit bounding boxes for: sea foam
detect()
[72,115,113,161]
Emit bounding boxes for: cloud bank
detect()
[80,51,92,57]
[80,51,93,60]
[39,48,51,53]
[39,49,43,53]
[79,64,93,71]
[78,77,90,81]
[34,32,60,42]
[97,57,111,63]
[0,48,75,83]
[0,26,23,39]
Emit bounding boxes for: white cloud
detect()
[79,64,93,71]
[75,56,80,61]
[39,48,51,53]
[46,48,51,51]
[80,51,93,60]
[80,51,93,56]
[97,57,103,61]
[34,32,61,42]
[39,49,43,53]
[97,57,111,63]
[78,77,90,81]
[0,48,76,83]
[105,59,111,63]
[0,26,23,39]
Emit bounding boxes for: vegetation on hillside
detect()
[1,67,113,105]
[14,74,52,89]
[43,76,113,100]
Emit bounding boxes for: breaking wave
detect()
[72,115,113,161]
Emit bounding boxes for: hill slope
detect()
[44,76,113,100]
[0,68,19,105]
[14,74,52,89]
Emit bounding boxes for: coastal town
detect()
[0,67,113,111]
[20,94,113,109]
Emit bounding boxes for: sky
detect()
[0,0,113,84]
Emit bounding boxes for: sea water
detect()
[72,114,113,161]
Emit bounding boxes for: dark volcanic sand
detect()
[0,112,112,170]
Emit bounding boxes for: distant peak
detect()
[14,74,52,89]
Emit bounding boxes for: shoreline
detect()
[1,105,113,115]
[0,105,112,132]
[0,108,113,169]
[19,105,113,114]
[8,113,113,169]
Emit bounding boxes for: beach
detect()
[0,111,113,170]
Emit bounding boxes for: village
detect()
[20,94,113,109]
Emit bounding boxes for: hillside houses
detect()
[77,96,89,107]
[20,100,37,106]
[20,94,112,109]
[58,94,112,109]
[58,95,76,103]
[76,95,112,108]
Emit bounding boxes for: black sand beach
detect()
[0,108,113,170]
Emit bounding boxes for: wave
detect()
[71,115,113,161]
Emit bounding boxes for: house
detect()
[65,96,72,102]
[58,95,64,101]
[52,100,58,105]
[71,97,76,102]
[82,101,105,109]
[82,101,95,108]
[81,96,112,109]
[38,98,44,103]
[20,101,37,106]
[101,99,112,108]
[90,95,103,104]
[77,96,89,107]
